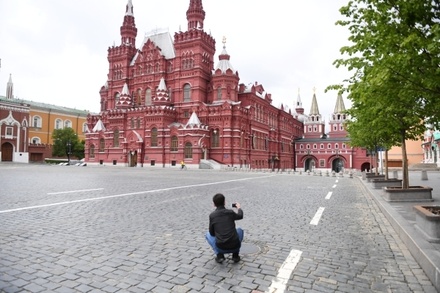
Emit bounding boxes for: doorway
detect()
[1,142,13,161]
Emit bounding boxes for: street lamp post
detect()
[66,140,72,165]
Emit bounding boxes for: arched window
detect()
[170,136,178,151]
[183,84,191,102]
[82,122,88,133]
[217,87,222,100]
[184,142,193,159]
[55,119,62,129]
[145,88,152,105]
[31,137,41,144]
[33,116,42,128]
[99,138,105,152]
[89,145,95,158]
[64,120,72,128]
[115,92,120,103]
[113,129,119,147]
[211,130,219,147]
[137,89,142,106]
[151,127,158,147]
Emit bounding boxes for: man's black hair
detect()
[213,193,225,207]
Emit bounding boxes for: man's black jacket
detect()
[209,206,243,250]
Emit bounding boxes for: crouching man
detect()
[205,193,244,263]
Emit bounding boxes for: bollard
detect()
[421,170,428,180]
[349,172,353,179]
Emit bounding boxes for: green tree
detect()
[330,0,440,189]
[52,128,83,163]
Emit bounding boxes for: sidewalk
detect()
[358,170,440,292]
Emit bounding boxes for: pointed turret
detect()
[116,83,132,108]
[120,0,137,46]
[155,77,171,105]
[187,0,205,30]
[333,92,346,114]
[295,88,304,115]
[211,37,240,102]
[186,111,202,128]
[6,74,13,100]
[329,92,347,138]
[309,91,320,116]
[303,88,325,139]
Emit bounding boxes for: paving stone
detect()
[0,167,438,293]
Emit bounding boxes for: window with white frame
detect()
[55,119,62,129]
[33,116,42,128]
[31,137,41,144]
[64,120,72,128]
[5,127,13,138]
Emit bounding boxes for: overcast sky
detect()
[0,0,351,121]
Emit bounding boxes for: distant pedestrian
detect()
[205,193,244,263]
[180,160,186,170]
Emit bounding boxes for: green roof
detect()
[0,95,90,116]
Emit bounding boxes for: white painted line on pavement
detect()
[0,175,275,214]
[310,207,325,225]
[266,249,303,293]
[47,188,104,195]
[325,192,333,200]
[332,184,337,188]
[335,179,339,183]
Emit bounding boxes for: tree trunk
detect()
[385,149,389,180]
[401,130,409,189]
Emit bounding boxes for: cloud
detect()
[0,0,352,117]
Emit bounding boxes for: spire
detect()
[295,88,304,115]
[309,88,320,115]
[333,92,346,114]
[296,88,302,108]
[6,74,13,100]
[215,37,235,73]
[125,0,134,16]
[120,0,137,46]
[186,0,205,30]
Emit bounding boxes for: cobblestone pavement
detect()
[0,164,437,293]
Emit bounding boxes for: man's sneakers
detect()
[215,253,240,263]
[232,253,241,263]
[215,253,225,263]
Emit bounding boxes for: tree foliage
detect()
[330,0,440,188]
[52,128,84,160]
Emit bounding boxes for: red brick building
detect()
[85,0,303,169]
[294,91,370,172]
[0,99,30,163]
